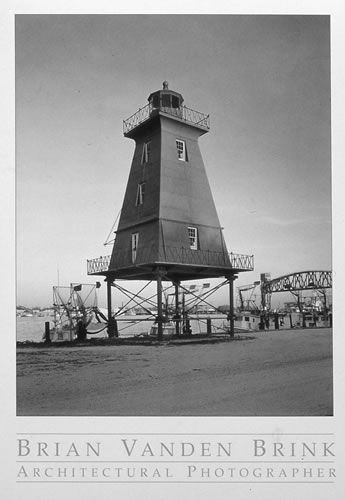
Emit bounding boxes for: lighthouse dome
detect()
[148,81,184,115]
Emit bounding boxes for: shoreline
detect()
[16,325,330,349]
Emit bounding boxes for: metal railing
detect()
[87,247,253,275]
[123,103,210,135]
[87,255,111,274]
[229,252,255,271]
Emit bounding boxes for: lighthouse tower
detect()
[88,82,254,338]
[110,81,231,280]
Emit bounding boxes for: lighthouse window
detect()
[131,233,139,263]
[135,182,145,206]
[172,95,179,108]
[176,139,186,161]
[142,141,151,164]
[188,227,198,250]
[162,94,170,108]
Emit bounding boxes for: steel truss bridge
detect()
[261,270,332,310]
[262,270,332,294]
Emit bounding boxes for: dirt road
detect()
[16,327,333,416]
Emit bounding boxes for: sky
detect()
[15,15,332,308]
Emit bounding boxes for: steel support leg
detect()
[228,275,237,337]
[157,272,163,341]
[175,282,180,335]
[107,279,118,338]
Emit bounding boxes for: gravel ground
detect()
[16,327,333,416]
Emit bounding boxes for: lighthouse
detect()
[88,82,254,338]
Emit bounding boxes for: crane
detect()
[237,282,260,312]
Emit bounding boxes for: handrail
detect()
[123,103,210,135]
[87,248,253,274]
[87,255,111,274]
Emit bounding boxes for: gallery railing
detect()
[87,247,254,274]
[87,255,111,274]
[123,103,210,135]
[229,252,254,271]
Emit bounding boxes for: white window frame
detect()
[135,182,145,206]
[188,227,198,250]
[142,141,151,164]
[176,139,186,161]
[131,232,139,263]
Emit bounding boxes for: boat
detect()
[234,311,261,331]
[149,321,175,337]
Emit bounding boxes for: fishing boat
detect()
[234,311,261,331]
[149,321,175,337]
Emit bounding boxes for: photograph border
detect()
[2,1,345,499]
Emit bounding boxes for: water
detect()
[16,314,229,342]
[17,315,54,342]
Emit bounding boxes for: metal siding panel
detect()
[110,109,232,273]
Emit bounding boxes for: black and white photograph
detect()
[15,14,332,417]
[2,3,345,499]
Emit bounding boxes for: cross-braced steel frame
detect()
[104,277,237,340]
